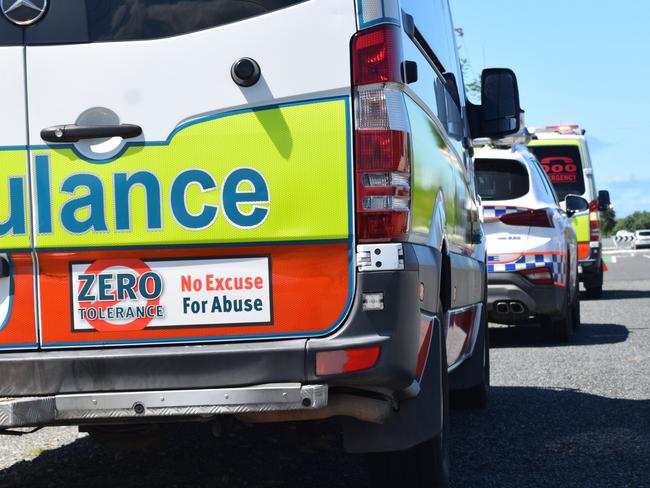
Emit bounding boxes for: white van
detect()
[528,126,611,298]
[0,1,521,485]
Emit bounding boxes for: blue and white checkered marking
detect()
[482,206,530,220]
[488,253,566,285]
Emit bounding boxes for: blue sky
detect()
[451,1,650,217]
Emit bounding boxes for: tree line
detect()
[599,209,650,236]
[610,211,650,235]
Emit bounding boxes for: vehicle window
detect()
[528,145,586,201]
[475,158,529,201]
[25,0,308,44]
[638,231,650,236]
[530,155,559,204]
[401,0,459,76]
[401,0,466,142]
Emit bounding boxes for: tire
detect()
[585,285,603,299]
[541,277,574,343]
[572,284,581,329]
[367,338,450,488]
[584,263,604,299]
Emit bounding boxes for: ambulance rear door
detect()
[23,0,357,349]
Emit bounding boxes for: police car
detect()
[0,1,522,485]
[528,125,611,298]
[474,141,582,342]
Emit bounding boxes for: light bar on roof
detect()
[530,125,585,135]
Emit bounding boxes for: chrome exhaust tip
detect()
[495,301,510,314]
[509,301,526,314]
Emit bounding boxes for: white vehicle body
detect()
[634,230,650,249]
[0,1,525,484]
[527,125,607,297]
[474,144,578,329]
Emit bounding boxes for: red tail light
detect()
[499,208,554,228]
[352,25,412,243]
[589,199,600,240]
[519,266,554,285]
[352,24,403,85]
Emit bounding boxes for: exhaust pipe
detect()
[236,393,392,425]
[495,301,510,314]
[509,301,526,314]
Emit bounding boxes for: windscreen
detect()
[25,0,309,44]
[475,158,529,201]
[528,145,586,200]
[638,231,650,237]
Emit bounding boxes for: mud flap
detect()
[342,316,443,454]
[449,312,486,391]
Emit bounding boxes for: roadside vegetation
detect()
[611,211,650,234]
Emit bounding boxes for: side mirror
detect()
[469,68,522,139]
[598,190,611,211]
[565,194,590,217]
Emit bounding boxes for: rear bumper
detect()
[0,244,441,409]
[487,272,565,321]
[0,383,329,428]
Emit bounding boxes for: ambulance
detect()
[528,126,611,298]
[0,1,521,485]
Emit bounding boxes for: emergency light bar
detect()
[529,125,586,136]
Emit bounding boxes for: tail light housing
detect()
[519,266,554,285]
[589,199,600,240]
[316,346,381,376]
[352,25,412,243]
[499,208,554,228]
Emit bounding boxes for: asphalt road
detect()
[0,251,648,487]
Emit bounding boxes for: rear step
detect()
[0,384,327,429]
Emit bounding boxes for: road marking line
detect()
[604,249,650,255]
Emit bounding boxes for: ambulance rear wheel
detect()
[367,343,450,488]
[585,285,603,299]
[585,264,604,299]
[572,285,581,329]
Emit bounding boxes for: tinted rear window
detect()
[24,0,308,45]
[475,159,529,201]
[528,145,586,200]
[638,231,650,237]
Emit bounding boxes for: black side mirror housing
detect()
[565,194,590,217]
[469,68,521,139]
[598,190,611,211]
